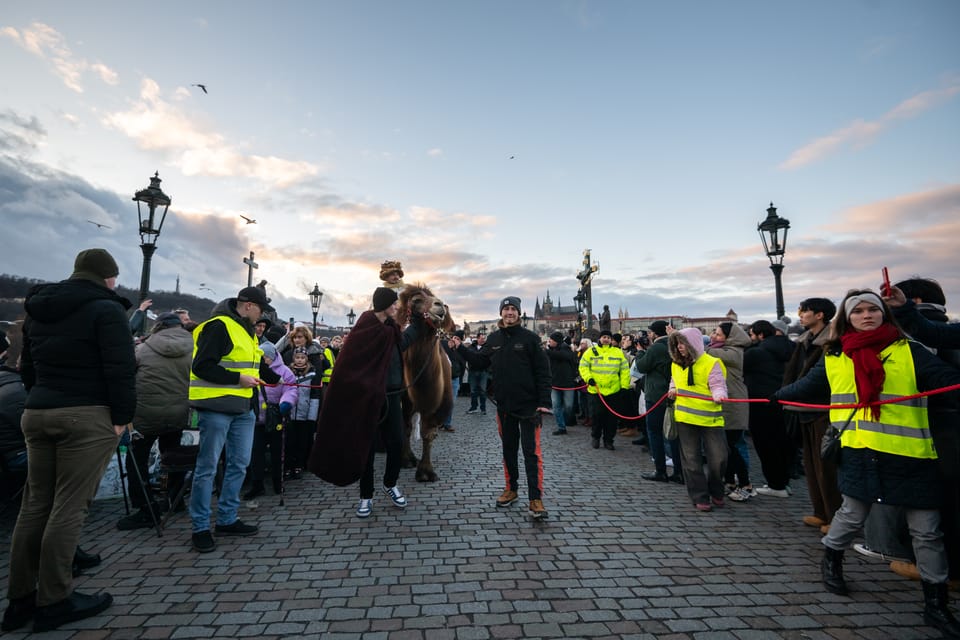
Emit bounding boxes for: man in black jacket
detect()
[545,332,577,435]
[454,297,552,519]
[4,249,134,633]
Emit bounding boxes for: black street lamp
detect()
[573,290,586,341]
[758,202,791,319]
[309,283,323,337]
[133,172,171,302]
[347,308,356,326]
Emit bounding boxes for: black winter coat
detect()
[743,335,795,398]
[545,345,577,388]
[775,340,960,508]
[21,278,136,425]
[0,367,26,454]
[458,323,551,417]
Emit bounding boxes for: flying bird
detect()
[239,214,257,224]
[87,220,112,229]
[509,155,515,159]
[192,83,208,94]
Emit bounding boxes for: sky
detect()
[1,1,958,328]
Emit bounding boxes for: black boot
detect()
[822,547,848,595]
[72,546,102,577]
[923,581,960,638]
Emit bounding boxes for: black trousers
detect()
[286,420,315,471]
[497,411,543,500]
[748,403,793,490]
[126,429,185,512]
[360,394,403,499]
[247,405,283,492]
[590,395,617,444]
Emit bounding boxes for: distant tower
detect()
[542,290,554,316]
[175,274,181,294]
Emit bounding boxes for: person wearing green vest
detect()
[578,330,631,450]
[775,289,960,638]
[187,287,280,554]
[667,327,728,512]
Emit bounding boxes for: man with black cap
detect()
[453,296,552,519]
[187,286,280,553]
[578,329,631,450]
[5,248,134,632]
[546,331,577,435]
[633,321,683,483]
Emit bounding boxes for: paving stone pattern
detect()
[0,397,941,639]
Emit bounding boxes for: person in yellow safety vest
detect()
[775,289,960,637]
[318,336,335,384]
[578,330,631,451]
[667,327,728,512]
[186,286,281,555]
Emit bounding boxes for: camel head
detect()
[398,283,449,331]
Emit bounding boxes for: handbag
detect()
[820,409,857,464]
[662,402,677,440]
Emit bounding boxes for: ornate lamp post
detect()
[573,290,586,342]
[133,172,171,302]
[757,202,791,319]
[309,283,323,337]
[347,308,356,326]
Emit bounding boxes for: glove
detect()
[587,378,596,387]
[279,402,292,416]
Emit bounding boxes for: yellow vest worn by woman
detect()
[672,354,726,427]
[189,316,263,412]
[825,339,934,459]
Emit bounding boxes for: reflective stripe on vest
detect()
[189,316,262,405]
[672,354,726,427]
[824,340,934,459]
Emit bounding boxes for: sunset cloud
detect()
[780,81,960,170]
[1,22,118,93]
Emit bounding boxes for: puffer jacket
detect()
[21,278,136,425]
[706,324,751,430]
[133,327,193,436]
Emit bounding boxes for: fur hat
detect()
[379,260,404,280]
[499,296,522,314]
[70,248,119,283]
[648,320,669,337]
[372,286,398,312]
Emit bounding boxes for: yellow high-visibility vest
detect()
[578,344,630,396]
[189,315,262,410]
[321,346,335,384]
[672,354,726,427]
[825,339,934,459]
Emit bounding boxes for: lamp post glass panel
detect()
[347,308,356,326]
[757,202,790,319]
[309,283,323,337]
[133,172,171,302]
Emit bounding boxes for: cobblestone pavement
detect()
[0,396,942,639]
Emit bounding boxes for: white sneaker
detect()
[728,487,751,502]
[356,498,372,518]
[665,457,674,467]
[755,485,790,498]
[383,485,407,509]
[852,542,911,563]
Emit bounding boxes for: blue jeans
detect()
[551,388,574,431]
[190,409,255,533]
[645,400,682,476]
[444,378,461,427]
[469,370,489,411]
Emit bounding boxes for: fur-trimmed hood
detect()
[668,328,705,367]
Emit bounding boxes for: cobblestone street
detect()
[0,397,940,639]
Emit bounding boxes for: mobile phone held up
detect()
[881,267,891,297]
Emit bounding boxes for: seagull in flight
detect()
[509,155,515,159]
[192,83,208,94]
[239,214,257,224]
[87,220,112,229]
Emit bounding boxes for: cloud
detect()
[102,79,322,187]
[1,22,118,93]
[427,148,443,157]
[780,81,960,170]
[0,110,47,154]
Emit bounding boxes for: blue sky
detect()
[1,1,958,327]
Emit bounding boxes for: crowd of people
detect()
[2,249,960,637]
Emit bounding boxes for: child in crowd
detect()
[287,347,321,480]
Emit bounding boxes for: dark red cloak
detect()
[307,310,400,486]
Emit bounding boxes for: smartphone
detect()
[881,267,891,297]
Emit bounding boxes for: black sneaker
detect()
[2,592,35,632]
[604,442,615,451]
[552,429,567,435]
[215,520,258,536]
[116,508,156,531]
[192,530,216,552]
[591,438,600,449]
[33,591,112,632]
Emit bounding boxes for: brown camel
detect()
[396,283,454,482]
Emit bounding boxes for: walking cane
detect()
[278,416,287,507]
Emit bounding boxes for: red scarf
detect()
[839,323,900,420]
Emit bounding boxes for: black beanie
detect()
[549,331,564,344]
[372,287,398,312]
[70,248,119,283]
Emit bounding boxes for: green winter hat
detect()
[70,248,120,284]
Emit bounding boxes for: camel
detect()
[396,283,454,482]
